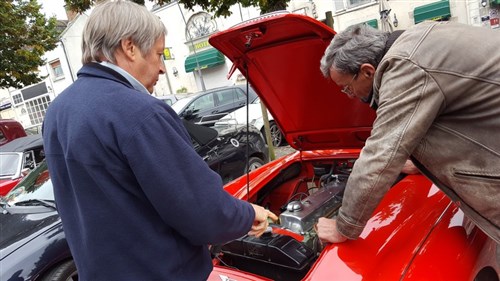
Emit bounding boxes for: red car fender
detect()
[303,177,451,280]
[0,179,21,196]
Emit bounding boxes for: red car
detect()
[205,13,499,280]
[0,134,44,196]
[0,119,27,146]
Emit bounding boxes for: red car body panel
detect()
[208,150,498,280]
[209,266,272,281]
[207,13,498,281]
[0,179,20,196]
[209,13,376,151]
[0,119,26,146]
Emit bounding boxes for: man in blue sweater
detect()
[42,1,277,280]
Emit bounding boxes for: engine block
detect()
[279,179,345,234]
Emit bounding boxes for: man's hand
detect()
[316,217,348,244]
[248,204,278,237]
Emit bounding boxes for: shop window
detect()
[12,94,23,105]
[26,95,51,126]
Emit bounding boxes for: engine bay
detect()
[213,158,355,281]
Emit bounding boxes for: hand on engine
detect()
[316,217,348,244]
[248,204,279,237]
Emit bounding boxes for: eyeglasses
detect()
[341,74,358,96]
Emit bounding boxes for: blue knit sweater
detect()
[43,63,255,280]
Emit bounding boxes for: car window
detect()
[171,96,194,114]
[234,89,247,102]
[189,94,215,112]
[216,89,238,106]
[0,153,20,177]
[5,161,54,204]
[23,151,35,170]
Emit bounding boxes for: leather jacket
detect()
[337,21,500,244]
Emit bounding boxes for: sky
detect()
[38,0,155,20]
[39,0,68,20]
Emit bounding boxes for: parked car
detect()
[155,94,181,106]
[24,124,43,135]
[183,120,269,184]
[0,161,73,281]
[171,85,259,126]
[203,13,497,281]
[0,134,44,196]
[0,119,27,146]
[217,97,285,147]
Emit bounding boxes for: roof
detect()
[0,134,43,152]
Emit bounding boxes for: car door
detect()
[213,87,247,116]
[184,93,216,123]
[197,88,242,126]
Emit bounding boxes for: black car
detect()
[171,85,259,126]
[183,120,269,183]
[0,161,72,281]
[0,122,268,281]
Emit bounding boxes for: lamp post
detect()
[379,0,394,32]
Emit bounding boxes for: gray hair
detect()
[82,0,167,64]
[320,24,389,77]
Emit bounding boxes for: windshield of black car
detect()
[171,96,195,114]
[0,153,21,177]
[4,161,54,206]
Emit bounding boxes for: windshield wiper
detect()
[14,199,57,210]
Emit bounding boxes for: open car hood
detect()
[209,13,376,151]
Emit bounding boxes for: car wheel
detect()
[41,260,78,281]
[262,121,284,147]
[247,157,265,172]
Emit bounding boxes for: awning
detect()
[184,48,225,73]
[414,0,451,24]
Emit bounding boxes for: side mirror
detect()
[183,109,194,120]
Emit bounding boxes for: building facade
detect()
[1,0,497,130]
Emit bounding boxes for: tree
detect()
[64,0,290,18]
[0,0,60,89]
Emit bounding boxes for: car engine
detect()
[215,160,351,281]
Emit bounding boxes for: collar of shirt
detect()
[100,61,150,95]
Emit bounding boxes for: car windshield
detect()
[0,153,21,177]
[171,96,195,114]
[3,161,54,205]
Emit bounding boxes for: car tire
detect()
[262,121,284,147]
[41,260,78,281]
[247,157,265,172]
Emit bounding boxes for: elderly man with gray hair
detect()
[316,21,500,249]
[42,1,277,280]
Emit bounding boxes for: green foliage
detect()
[178,0,289,17]
[64,0,145,13]
[64,0,290,18]
[0,0,60,89]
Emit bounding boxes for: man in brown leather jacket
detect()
[317,21,500,247]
